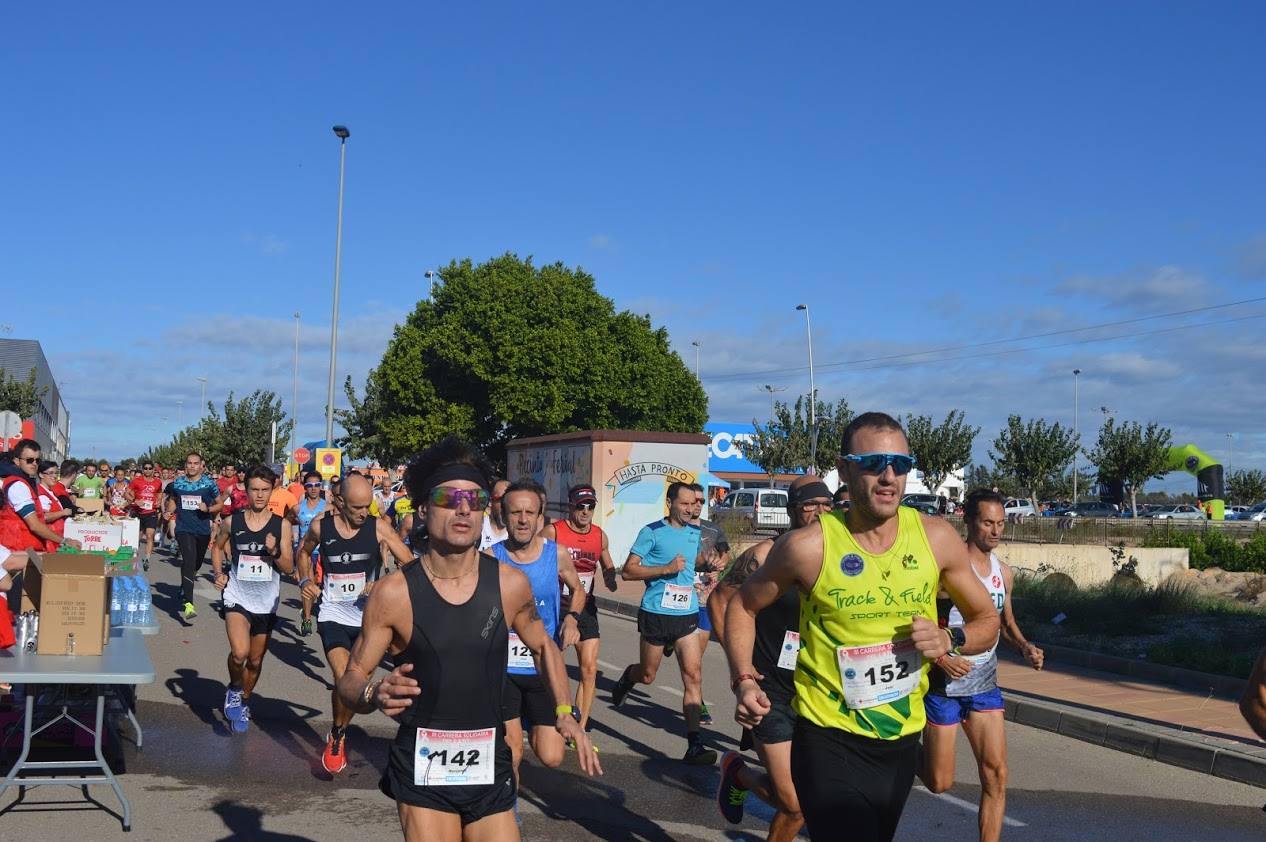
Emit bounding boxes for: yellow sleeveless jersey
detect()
[793,506,940,739]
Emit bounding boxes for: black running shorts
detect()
[751,688,796,746]
[223,603,277,637]
[575,600,600,641]
[790,717,920,842]
[137,513,159,532]
[318,620,362,654]
[636,609,697,647]
[381,761,516,826]
[501,672,556,728]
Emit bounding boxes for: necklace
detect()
[422,556,476,582]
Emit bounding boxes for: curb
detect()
[1023,641,1248,699]
[595,594,640,619]
[1003,691,1266,788]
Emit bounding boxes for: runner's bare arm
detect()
[709,540,772,648]
[210,525,230,588]
[599,532,618,590]
[274,520,295,576]
[1240,649,1266,741]
[541,523,556,541]
[503,567,603,776]
[999,563,1042,669]
[621,552,683,581]
[923,517,1000,657]
[376,517,415,569]
[337,572,417,716]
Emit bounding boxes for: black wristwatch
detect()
[947,626,966,653]
[565,610,582,624]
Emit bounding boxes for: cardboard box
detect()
[76,498,104,515]
[65,519,123,553]
[117,517,140,550]
[28,552,110,656]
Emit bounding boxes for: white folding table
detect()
[0,627,155,831]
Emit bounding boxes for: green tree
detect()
[1047,466,1098,502]
[1228,469,1266,506]
[904,410,979,496]
[739,396,852,482]
[965,463,1017,496]
[339,254,708,467]
[989,415,1080,509]
[0,367,46,420]
[1084,418,1173,516]
[142,390,291,470]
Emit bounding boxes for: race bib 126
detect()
[660,583,692,611]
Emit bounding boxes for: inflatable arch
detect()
[1097,443,1225,519]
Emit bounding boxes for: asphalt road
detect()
[2,547,1264,841]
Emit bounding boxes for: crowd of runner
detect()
[0,412,1064,841]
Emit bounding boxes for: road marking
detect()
[912,785,1027,827]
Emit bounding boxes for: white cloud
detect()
[241,232,289,256]
[588,233,613,250]
[1055,265,1210,310]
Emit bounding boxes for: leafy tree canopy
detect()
[1084,418,1173,516]
[338,254,708,467]
[905,410,978,496]
[0,367,46,421]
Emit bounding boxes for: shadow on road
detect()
[212,800,316,841]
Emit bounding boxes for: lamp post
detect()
[425,270,438,301]
[1072,369,1081,503]
[196,377,207,414]
[292,311,301,454]
[691,341,701,381]
[796,304,817,468]
[762,384,787,423]
[1227,432,1234,475]
[325,125,350,448]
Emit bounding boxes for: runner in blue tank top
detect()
[492,479,587,785]
[294,471,327,637]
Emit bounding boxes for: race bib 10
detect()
[325,571,366,604]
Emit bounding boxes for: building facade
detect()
[0,338,71,461]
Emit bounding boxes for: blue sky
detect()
[5,3,1266,488]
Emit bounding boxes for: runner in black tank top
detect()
[709,477,833,840]
[333,438,601,841]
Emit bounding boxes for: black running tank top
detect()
[752,586,801,698]
[391,552,508,736]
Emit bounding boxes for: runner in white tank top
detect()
[919,490,1045,842]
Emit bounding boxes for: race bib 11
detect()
[236,554,272,583]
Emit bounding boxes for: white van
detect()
[1004,498,1036,517]
[720,487,790,532]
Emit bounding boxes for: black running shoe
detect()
[684,742,718,766]
[611,672,634,708]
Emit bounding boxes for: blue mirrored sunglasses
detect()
[843,452,916,476]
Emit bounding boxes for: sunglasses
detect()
[843,452,916,476]
[304,482,322,488]
[796,500,832,511]
[429,486,491,511]
[18,456,40,464]
[573,501,596,511]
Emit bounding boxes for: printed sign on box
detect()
[66,520,123,553]
[116,517,140,550]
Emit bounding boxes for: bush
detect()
[1141,530,1266,573]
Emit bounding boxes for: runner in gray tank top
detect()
[919,488,1045,842]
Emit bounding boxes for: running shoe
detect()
[300,617,313,637]
[700,702,713,725]
[610,672,635,708]
[232,704,251,734]
[716,751,749,824]
[181,602,197,621]
[224,688,244,722]
[322,730,348,773]
[683,742,718,766]
[142,558,150,572]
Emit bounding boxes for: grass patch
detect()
[1011,574,1266,679]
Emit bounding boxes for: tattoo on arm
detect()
[722,552,760,587]
[523,597,541,624]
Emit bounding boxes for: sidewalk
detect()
[592,587,1266,787]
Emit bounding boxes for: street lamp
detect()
[1072,369,1081,503]
[691,341,701,381]
[1227,432,1234,475]
[795,304,817,467]
[762,384,787,423]
[292,311,301,454]
[425,270,439,301]
[325,125,350,448]
[196,377,207,413]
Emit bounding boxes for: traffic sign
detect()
[316,447,342,479]
[293,447,311,464]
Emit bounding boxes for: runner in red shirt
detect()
[128,460,164,571]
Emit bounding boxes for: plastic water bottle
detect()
[138,576,153,625]
[125,579,139,625]
[110,579,123,625]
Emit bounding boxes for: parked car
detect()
[1242,502,1266,522]
[1224,505,1250,520]
[725,487,791,532]
[1149,504,1205,521]
[1058,501,1120,518]
[901,493,941,515]
[1003,498,1036,518]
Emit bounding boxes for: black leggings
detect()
[791,717,920,842]
[176,531,210,605]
